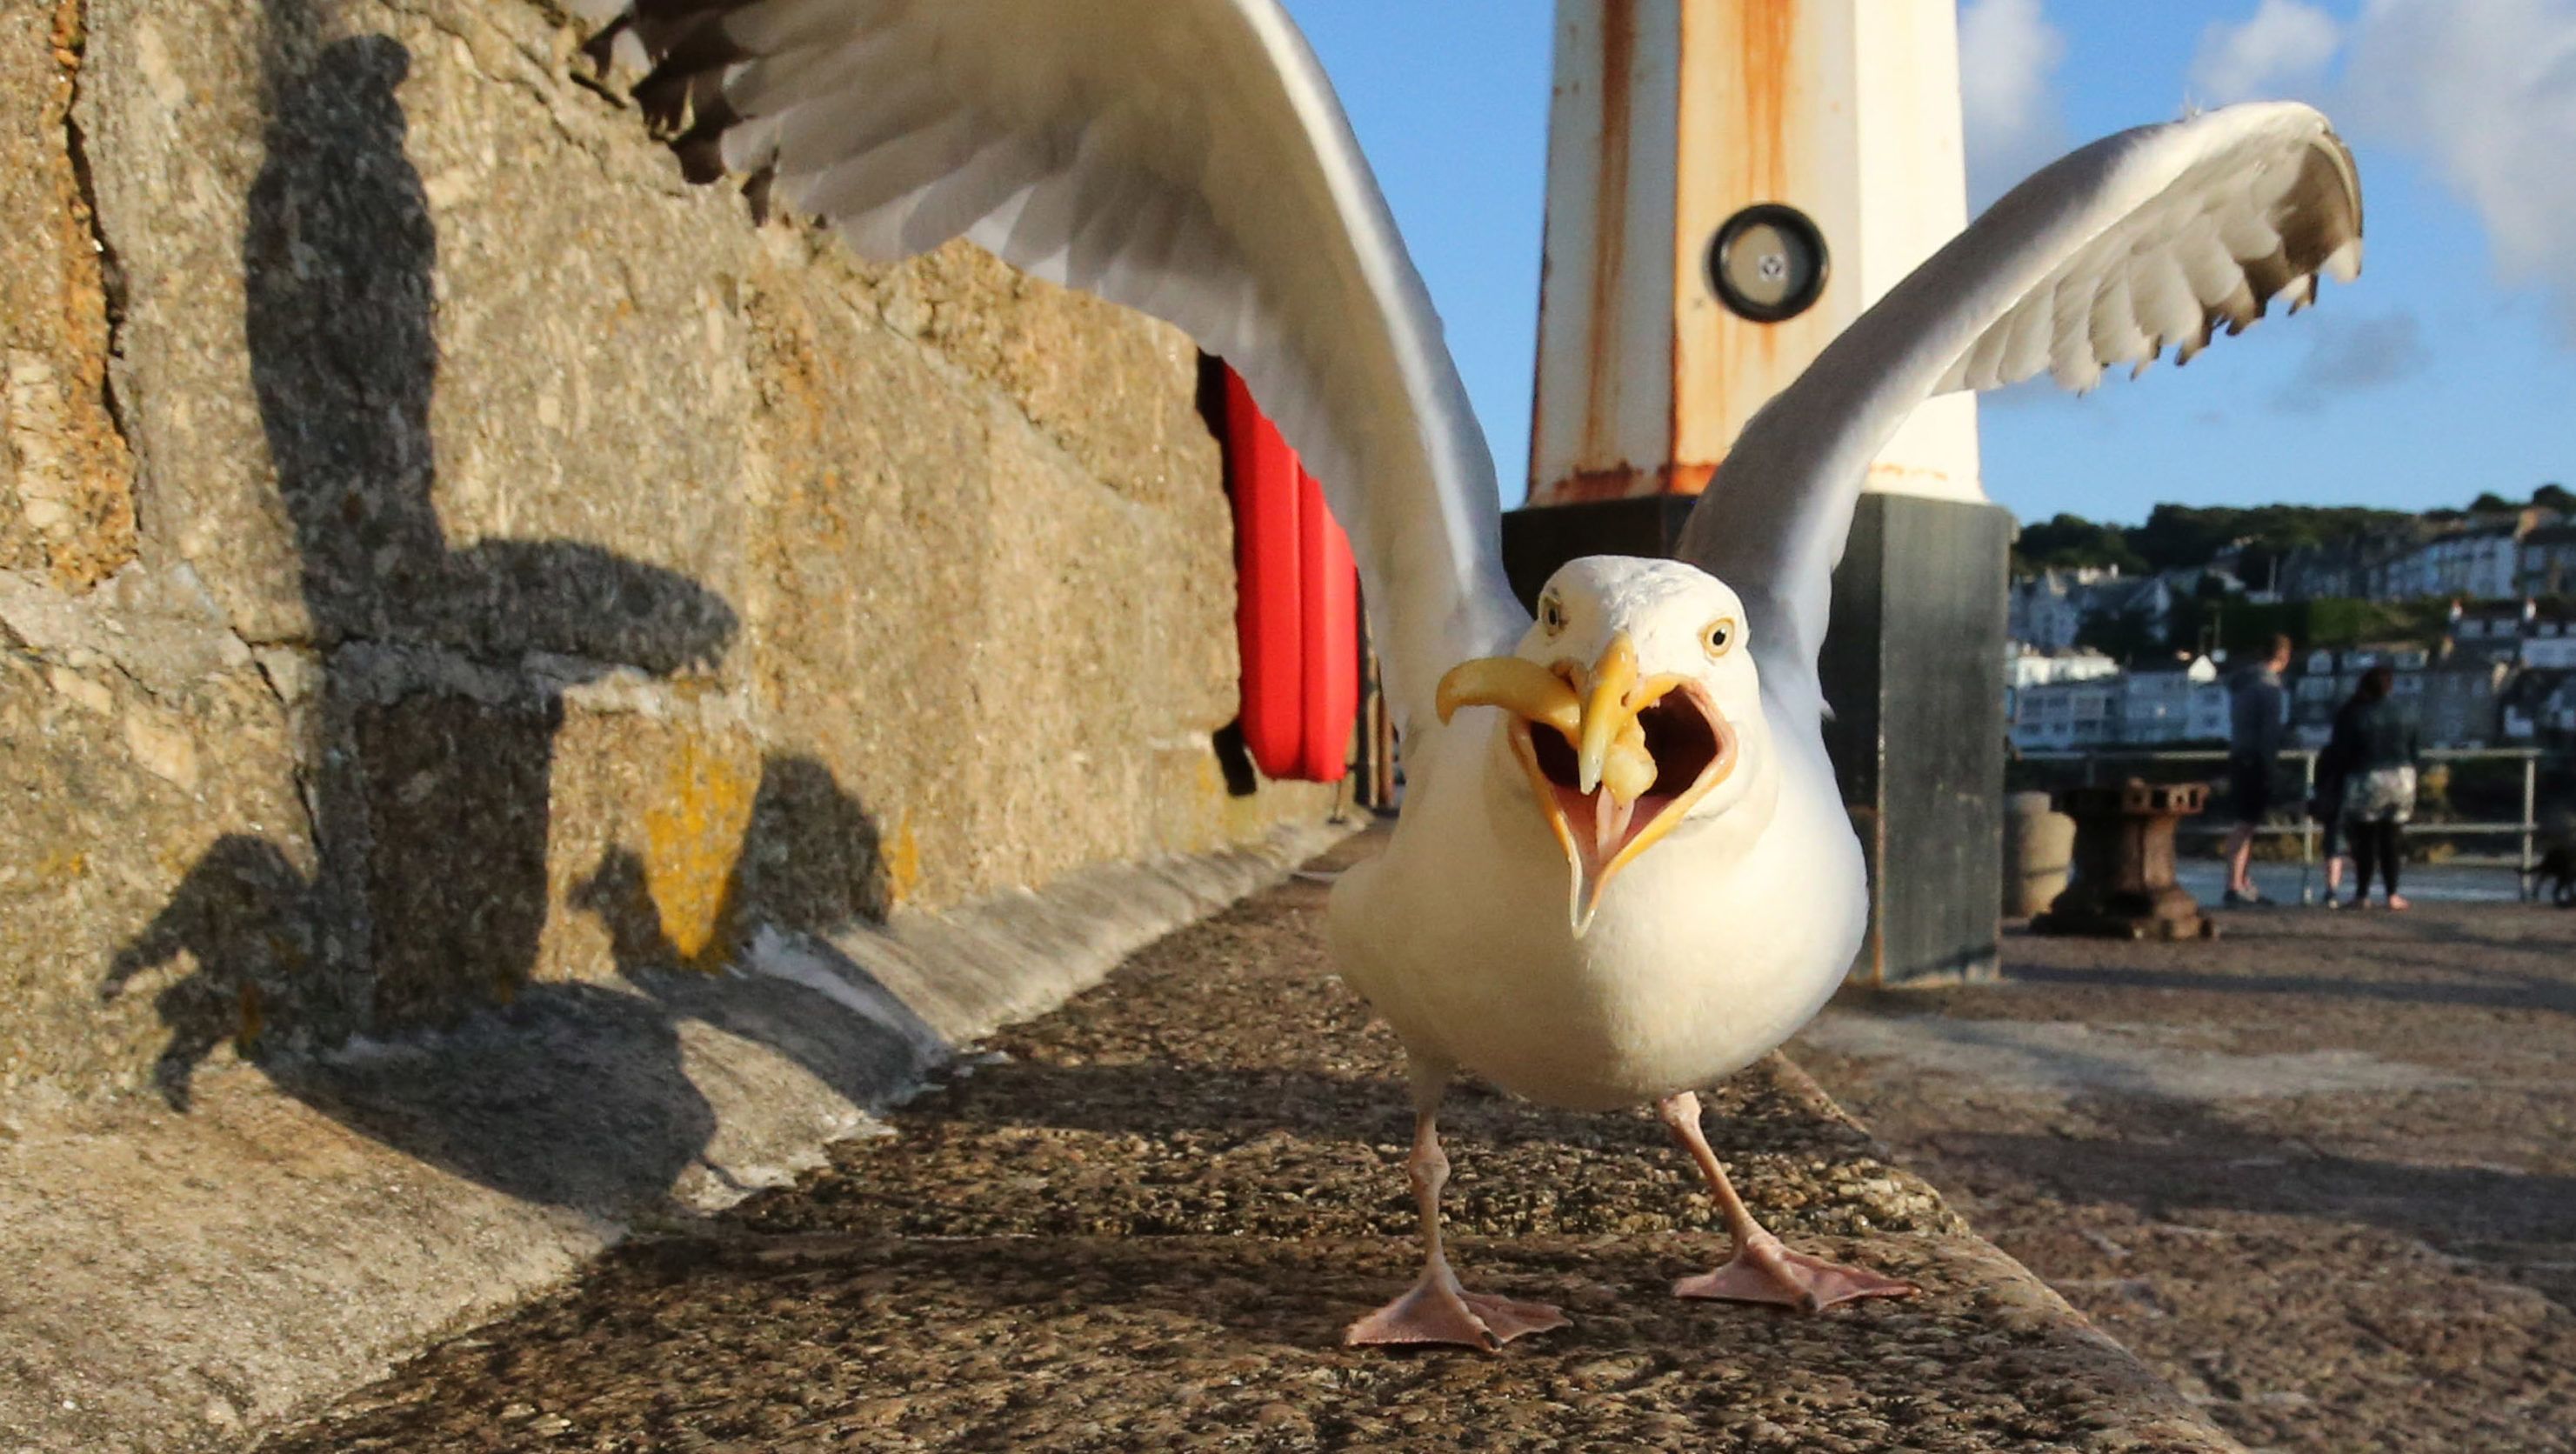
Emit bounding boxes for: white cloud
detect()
[2340,0,2576,337]
[1959,0,2069,205]
[1952,1,2576,350]
[2272,309,2431,411]
[2190,0,2342,104]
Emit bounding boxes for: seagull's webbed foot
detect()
[1348,1073,1569,1353]
[1345,1269,1566,1351]
[1656,1090,1918,1315]
[1672,1229,1917,1311]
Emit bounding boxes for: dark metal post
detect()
[1819,492,2014,986]
[2524,753,2539,899]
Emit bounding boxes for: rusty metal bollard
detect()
[2032,780,2217,941]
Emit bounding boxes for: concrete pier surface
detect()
[260,832,2233,1453]
[1800,898,2576,1453]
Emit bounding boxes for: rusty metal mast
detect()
[1525,0,1982,510]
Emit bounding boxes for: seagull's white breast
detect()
[1329,701,1865,1112]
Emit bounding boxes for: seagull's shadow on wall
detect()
[100,19,930,1216]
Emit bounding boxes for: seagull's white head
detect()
[1435,556,1772,936]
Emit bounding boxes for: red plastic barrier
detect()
[1297,464,1359,783]
[1225,371,1305,778]
[1222,369,1358,784]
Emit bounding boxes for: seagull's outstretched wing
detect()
[1677,103,2361,705]
[576,0,1523,741]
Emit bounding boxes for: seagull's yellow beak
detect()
[1575,634,1654,803]
[1434,656,1579,741]
[1438,634,1738,937]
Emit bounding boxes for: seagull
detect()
[580,0,2361,1350]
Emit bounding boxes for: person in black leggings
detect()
[2310,757,2351,905]
[2327,665,2422,910]
[2349,817,2405,904]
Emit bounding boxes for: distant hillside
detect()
[2012,484,2572,579]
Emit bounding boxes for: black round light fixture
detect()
[1709,203,1828,323]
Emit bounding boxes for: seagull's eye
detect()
[1704,617,1738,658]
[1538,594,1566,635]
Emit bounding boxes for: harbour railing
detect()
[2012,745,2553,895]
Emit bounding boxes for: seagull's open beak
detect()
[1438,634,1739,937]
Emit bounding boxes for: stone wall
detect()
[0,0,1331,1103]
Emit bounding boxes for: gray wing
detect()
[1677,102,2362,708]
[577,0,1526,742]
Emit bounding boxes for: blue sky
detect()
[1279,1,2576,529]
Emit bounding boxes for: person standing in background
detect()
[2221,635,2294,907]
[2329,665,2420,910]
[2310,687,2353,907]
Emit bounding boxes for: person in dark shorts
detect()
[2220,634,2293,906]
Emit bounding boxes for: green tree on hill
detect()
[2172,596,2455,654]
[2121,503,2412,572]
[2010,496,2556,588]
[2012,513,2148,574]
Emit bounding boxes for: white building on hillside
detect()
[2521,524,2576,597]
[2006,646,2121,690]
[2503,673,2576,741]
[2009,677,2119,750]
[2005,648,2119,750]
[2371,511,2560,602]
[2526,633,2576,670]
[2007,568,2119,652]
[2119,657,2227,744]
[2006,656,2231,750]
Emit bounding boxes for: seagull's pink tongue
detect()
[1594,789,1634,858]
[1558,784,1667,934]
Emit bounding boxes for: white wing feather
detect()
[1678,103,2362,707]
[585,0,1524,743]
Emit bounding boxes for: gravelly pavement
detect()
[1796,898,2576,1454]
[261,834,2231,1452]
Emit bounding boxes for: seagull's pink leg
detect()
[1656,1090,1918,1311]
[1345,1077,1566,1351]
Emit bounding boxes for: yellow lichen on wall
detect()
[0,0,138,587]
[883,813,923,909]
[641,733,758,969]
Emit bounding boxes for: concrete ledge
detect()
[264,837,2244,1452]
[0,820,1351,1454]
